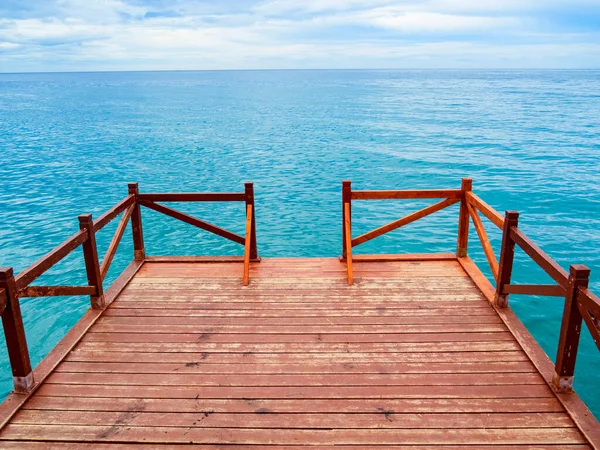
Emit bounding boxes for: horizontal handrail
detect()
[93,195,135,232]
[577,288,600,352]
[352,189,461,200]
[140,200,245,245]
[17,285,97,298]
[578,288,600,318]
[466,192,504,229]
[502,284,566,297]
[139,193,246,202]
[14,230,89,292]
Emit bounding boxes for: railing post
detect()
[553,264,590,393]
[495,211,519,308]
[244,182,258,260]
[342,180,352,260]
[78,215,105,309]
[128,183,145,261]
[456,178,472,257]
[0,267,34,393]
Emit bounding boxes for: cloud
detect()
[0,0,599,72]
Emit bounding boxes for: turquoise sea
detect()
[0,69,599,416]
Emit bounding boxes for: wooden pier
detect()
[0,180,599,448]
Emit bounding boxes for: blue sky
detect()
[1,0,600,72]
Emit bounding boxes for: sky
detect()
[1,0,600,72]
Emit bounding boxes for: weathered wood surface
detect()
[0,258,593,448]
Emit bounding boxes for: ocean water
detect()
[0,69,599,416]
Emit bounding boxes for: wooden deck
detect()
[0,257,598,448]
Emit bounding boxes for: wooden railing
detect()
[341,179,462,284]
[0,182,258,394]
[342,178,600,393]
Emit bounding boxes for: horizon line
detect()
[2,67,600,75]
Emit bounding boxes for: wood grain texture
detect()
[0,257,595,448]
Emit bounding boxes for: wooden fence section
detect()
[0,182,259,394]
[342,178,600,397]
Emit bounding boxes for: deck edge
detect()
[342,253,458,262]
[458,255,600,449]
[0,259,144,432]
[145,256,261,263]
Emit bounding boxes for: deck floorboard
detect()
[0,258,595,448]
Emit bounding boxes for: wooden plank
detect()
[109,300,492,309]
[55,360,536,374]
[579,307,600,352]
[17,285,96,298]
[73,340,518,352]
[352,253,457,262]
[65,351,530,364]
[123,277,476,289]
[0,288,6,315]
[0,268,33,393]
[95,315,503,325]
[88,324,509,335]
[139,200,245,245]
[136,259,462,275]
[34,383,556,399]
[12,410,573,429]
[503,284,566,297]
[578,287,600,350]
[341,180,351,259]
[244,182,258,260]
[78,215,104,309]
[578,287,600,318]
[23,396,565,413]
[344,202,353,285]
[467,202,499,281]
[466,192,505,229]
[102,306,498,316]
[494,211,519,307]
[81,332,515,344]
[45,371,543,386]
[103,260,144,304]
[0,425,585,444]
[243,204,252,286]
[352,198,460,247]
[99,204,134,281]
[554,265,590,392]
[352,190,462,200]
[456,178,472,257]
[138,192,246,202]
[14,230,88,291]
[127,183,145,260]
[92,195,135,232]
[144,256,246,263]
[0,443,590,450]
[112,297,489,307]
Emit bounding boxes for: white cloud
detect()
[0,0,599,71]
[368,12,520,34]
